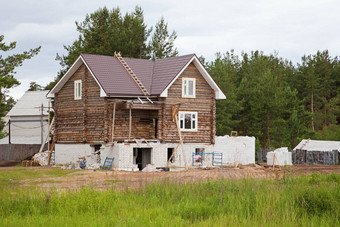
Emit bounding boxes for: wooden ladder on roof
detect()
[114,52,150,96]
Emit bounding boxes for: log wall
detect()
[104,101,158,141]
[55,64,105,142]
[54,62,216,144]
[55,64,159,142]
[160,63,216,144]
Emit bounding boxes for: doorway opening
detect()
[134,148,152,171]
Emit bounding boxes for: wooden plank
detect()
[48,139,56,165]
[111,103,116,142]
[47,100,51,151]
[128,107,132,140]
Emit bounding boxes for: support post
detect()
[41,103,43,145]
[111,103,116,142]
[175,114,188,170]
[47,100,51,152]
[8,119,11,144]
[128,107,132,141]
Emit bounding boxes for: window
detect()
[195,148,205,155]
[167,148,175,163]
[74,80,82,100]
[182,78,196,98]
[179,111,197,131]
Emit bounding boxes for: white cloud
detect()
[6,20,76,44]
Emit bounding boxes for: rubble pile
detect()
[33,151,50,166]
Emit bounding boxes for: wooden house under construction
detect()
[47,53,225,170]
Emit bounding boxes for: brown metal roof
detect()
[81,53,195,96]
[151,54,194,95]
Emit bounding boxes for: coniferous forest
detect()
[205,50,339,149]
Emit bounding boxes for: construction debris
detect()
[33,151,50,166]
[142,164,159,172]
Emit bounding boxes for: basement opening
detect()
[134,148,152,171]
[167,148,174,163]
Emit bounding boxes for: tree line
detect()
[1,6,339,149]
[205,50,339,149]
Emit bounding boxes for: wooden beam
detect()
[48,138,56,166]
[166,107,188,170]
[47,100,51,152]
[82,68,87,142]
[104,99,108,142]
[111,103,116,142]
[175,114,188,170]
[167,142,181,166]
[40,103,43,144]
[128,107,132,140]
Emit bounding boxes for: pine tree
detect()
[148,17,178,59]
[0,35,40,137]
[207,51,241,135]
[46,6,152,90]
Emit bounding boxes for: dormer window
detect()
[182,78,196,98]
[74,80,82,100]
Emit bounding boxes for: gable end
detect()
[159,55,226,99]
[47,56,107,98]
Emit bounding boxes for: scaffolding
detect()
[192,152,223,167]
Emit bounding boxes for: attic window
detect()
[179,111,197,131]
[182,78,196,98]
[74,80,82,100]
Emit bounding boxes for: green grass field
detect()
[0,169,339,226]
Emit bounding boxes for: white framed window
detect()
[178,111,198,131]
[74,80,82,100]
[182,78,196,98]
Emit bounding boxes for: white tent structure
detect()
[293,139,340,165]
[294,139,340,151]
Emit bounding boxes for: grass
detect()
[0,168,79,187]
[0,169,339,226]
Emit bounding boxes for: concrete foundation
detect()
[55,142,214,170]
[55,144,94,165]
[55,136,256,170]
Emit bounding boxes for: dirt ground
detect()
[2,164,340,190]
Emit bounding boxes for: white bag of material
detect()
[267,147,292,166]
[142,164,159,172]
[33,152,49,166]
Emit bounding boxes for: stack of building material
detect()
[214,135,255,165]
[267,147,292,166]
[293,139,340,165]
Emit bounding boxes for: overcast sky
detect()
[1,0,339,100]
